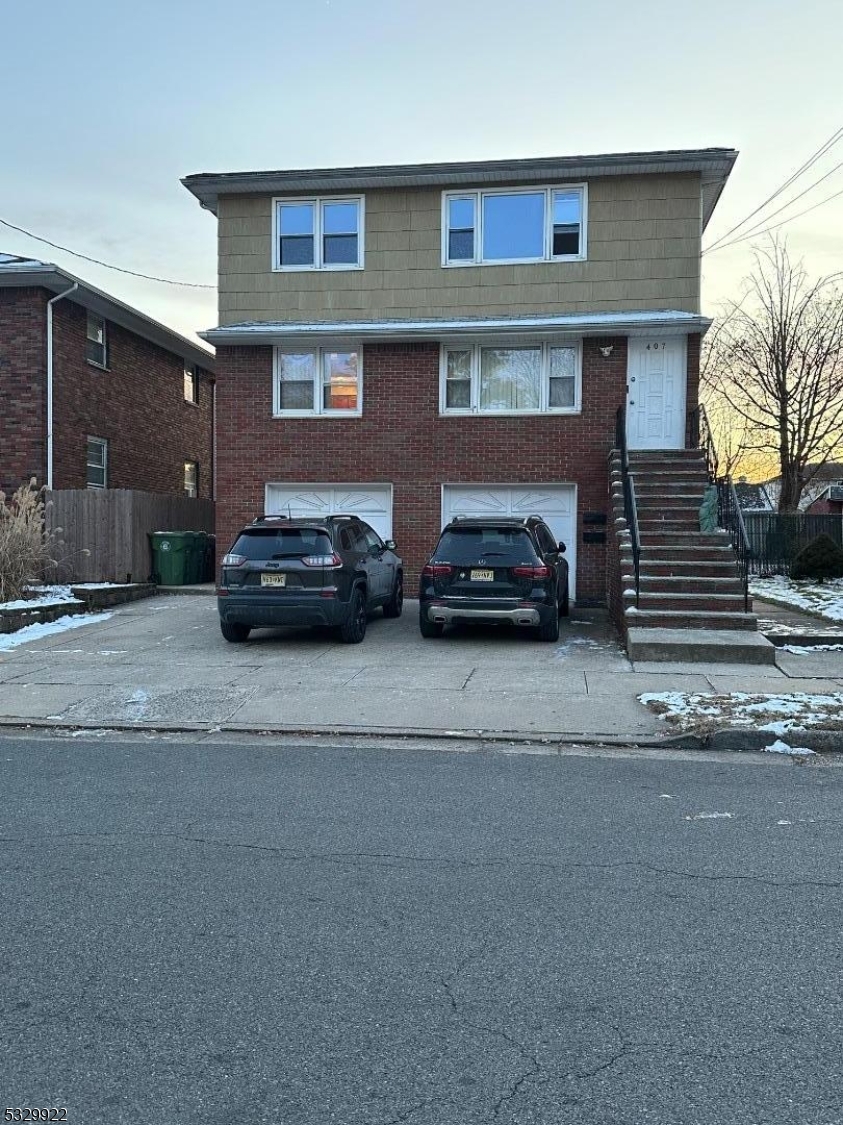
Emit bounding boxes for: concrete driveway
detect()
[0,594,682,738]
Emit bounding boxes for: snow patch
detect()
[763,739,816,756]
[640,689,843,733]
[0,612,112,651]
[1,585,82,611]
[780,643,843,654]
[751,575,843,623]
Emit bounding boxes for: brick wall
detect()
[51,300,214,497]
[0,288,47,495]
[686,332,701,420]
[215,337,630,601]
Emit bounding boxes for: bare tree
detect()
[703,239,843,510]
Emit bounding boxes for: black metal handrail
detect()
[716,476,751,612]
[686,404,717,482]
[615,405,641,606]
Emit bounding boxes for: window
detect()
[273,348,361,416]
[184,365,199,404]
[86,437,107,488]
[86,313,108,367]
[184,461,199,497]
[442,185,586,265]
[440,342,581,415]
[274,196,364,270]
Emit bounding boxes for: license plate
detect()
[470,569,494,582]
[261,573,286,587]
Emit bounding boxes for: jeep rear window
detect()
[435,527,539,563]
[233,528,334,559]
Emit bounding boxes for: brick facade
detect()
[0,289,214,498]
[0,288,47,496]
[215,337,631,601]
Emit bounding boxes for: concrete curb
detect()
[0,600,88,634]
[0,715,840,754]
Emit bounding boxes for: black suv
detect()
[217,515,403,644]
[418,516,569,642]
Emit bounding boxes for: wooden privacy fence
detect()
[46,490,215,583]
[744,513,843,575]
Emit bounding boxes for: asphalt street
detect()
[2,732,842,1125]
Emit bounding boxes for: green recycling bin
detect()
[204,535,217,582]
[185,531,209,584]
[149,532,193,586]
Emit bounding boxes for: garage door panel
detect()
[442,484,576,600]
[265,484,393,539]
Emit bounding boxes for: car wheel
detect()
[560,585,569,617]
[537,605,560,642]
[220,621,250,643]
[338,586,367,644]
[419,610,444,638]
[383,572,404,618]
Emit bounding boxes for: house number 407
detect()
[646,342,666,350]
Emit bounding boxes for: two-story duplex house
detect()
[183,148,738,611]
[0,253,215,499]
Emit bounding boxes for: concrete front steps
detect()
[610,448,777,664]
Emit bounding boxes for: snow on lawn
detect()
[780,643,843,654]
[0,612,112,651]
[1,584,82,611]
[640,689,843,734]
[750,575,843,623]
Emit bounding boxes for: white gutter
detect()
[46,282,78,490]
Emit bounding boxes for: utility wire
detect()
[704,125,843,253]
[704,183,843,254]
[0,217,215,288]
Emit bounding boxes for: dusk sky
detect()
[1,0,841,344]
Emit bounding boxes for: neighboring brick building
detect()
[183,148,737,603]
[0,253,215,499]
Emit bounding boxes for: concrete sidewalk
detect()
[0,596,842,741]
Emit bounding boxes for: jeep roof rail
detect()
[251,514,290,524]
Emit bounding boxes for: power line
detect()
[704,125,843,253]
[704,182,843,254]
[0,217,215,289]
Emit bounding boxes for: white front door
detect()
[264,483,393,539]
[626,338,687,450]
[441,484,577,600]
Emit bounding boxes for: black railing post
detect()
[615,403,641,607]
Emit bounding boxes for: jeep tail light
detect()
[222,553,247,567]
[302,553,343,568]
[422,564,453,578]
[512,565,551,579]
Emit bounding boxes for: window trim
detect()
[184,365,199,405]
[184,460,199,497]
[86,312,109,369]
[86,436,108,489]
[272,195,365,272]
[440,184,588,267]
[438,340,582,416]
[272,345,364,418]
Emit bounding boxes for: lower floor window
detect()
[441,341,581,414]
[184,460,199,497]
[274,347,361,416]
[86,437,107,488]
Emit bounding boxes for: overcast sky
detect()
[1,0,841,344]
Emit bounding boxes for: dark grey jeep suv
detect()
[217,515,403,644]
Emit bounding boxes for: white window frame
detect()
[441,184,587,267]
[439,340,582,417]
[272,195,365,272]
[86,436,108,489]
[86,312,109,369]
[272,346,364,418]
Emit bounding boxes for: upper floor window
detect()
[273,197,364,271]
[86,436,108,488]
[273,348,361,416]
[442,186,586,266]
[440,342,581,415]
[86,313,108,368]
[184,365,199,404]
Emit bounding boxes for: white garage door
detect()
[264,483,393,539]
[441,484,577,599]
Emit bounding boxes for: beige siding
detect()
[217,173,702,324]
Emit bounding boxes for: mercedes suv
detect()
[217,515,403,644]
[418,516,569,641]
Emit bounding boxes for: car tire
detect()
[419,610,444,638]
[220,621,250,643]
[382,572,404,618]
[338,586,368,644]
[560,586,570,617]
[537,604,560,642]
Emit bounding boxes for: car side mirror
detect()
[385,539,396,551]
[558,542,566,554]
